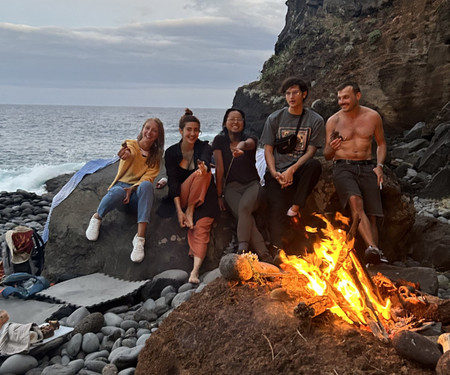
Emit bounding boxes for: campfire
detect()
[220,212,449,343]
[278,213,391,341]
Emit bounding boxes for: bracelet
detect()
[377,163,384,168]
[218,194,224,198]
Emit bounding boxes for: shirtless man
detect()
[324,82,388,264]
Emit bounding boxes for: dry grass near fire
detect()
[136,278,433,375]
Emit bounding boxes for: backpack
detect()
[0,272,50,299]
[2,226,46,277]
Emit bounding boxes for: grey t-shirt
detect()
[260,107,325,172]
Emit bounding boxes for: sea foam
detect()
[0,163,83,194]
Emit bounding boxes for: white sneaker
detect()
[86,215,101,241]
[131,235,145,263]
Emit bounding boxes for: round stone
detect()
[82,332,100,353]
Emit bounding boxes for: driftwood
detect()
[374,273,450,324]
[436,351,450,375]
[400,292,450,325]
[294,296,331,319]
[219,253,281,281]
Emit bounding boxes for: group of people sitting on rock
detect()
[85,76,388,283]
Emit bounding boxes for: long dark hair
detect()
[221,108,247,142]
[137,118,165,168]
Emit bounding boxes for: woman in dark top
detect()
[212,108,272,263]
[164,108,218,283]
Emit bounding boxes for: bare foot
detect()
[189,272,200,284]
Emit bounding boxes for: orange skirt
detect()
[188,217,214,260]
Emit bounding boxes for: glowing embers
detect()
[280,213,391,338]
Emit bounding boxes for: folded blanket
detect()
[42,157,118,242]
[0,322,43,355]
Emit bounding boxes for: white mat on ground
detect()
[0,298,66,325]
[36,273,150,308]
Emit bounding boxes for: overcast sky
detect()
[0,0,286,108]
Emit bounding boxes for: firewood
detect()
[294,296,331,319]
[400,293,450,324]
[219,253,281,281]
[219,253,253,281]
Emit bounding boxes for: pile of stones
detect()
[413,197,450,225]
[0,190,52,243]
[0,269,220,375]
[389,120,450,213]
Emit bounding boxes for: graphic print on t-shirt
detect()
[279,127,311,155]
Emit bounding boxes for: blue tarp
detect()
[42,157,118,242]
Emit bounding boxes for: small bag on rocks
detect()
[1,272,50,299]
[1,225,46,277]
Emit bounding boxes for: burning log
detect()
[294,296,331,319]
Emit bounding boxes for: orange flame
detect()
[280,213,391,327]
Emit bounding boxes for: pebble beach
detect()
[0,186,449,374]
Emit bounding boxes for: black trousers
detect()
[264,158,322,248]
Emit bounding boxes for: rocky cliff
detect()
[234,0,450,135]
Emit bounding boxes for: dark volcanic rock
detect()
[43,163,228,282]
[417,123,450,175]
[73,312,105,335]
[43,159,415,281]
[45,173,75,195]
[233,0,450,134]
[421,167,450,199]
[406,215,450,271]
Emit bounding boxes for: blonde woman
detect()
[86,118,164,263]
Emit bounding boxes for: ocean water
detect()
[0,104,226,194]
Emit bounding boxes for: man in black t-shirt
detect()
[260,77,325,251]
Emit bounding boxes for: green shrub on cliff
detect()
[368,29,382,45]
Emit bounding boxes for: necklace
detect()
[185,150,195,170]
[139,146,149,157]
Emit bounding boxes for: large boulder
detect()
[416,122,450,175]
[406,215,450,271]
[43,163,230,282]
[44,159,415,281]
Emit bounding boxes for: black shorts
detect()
[332,160,383,217]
